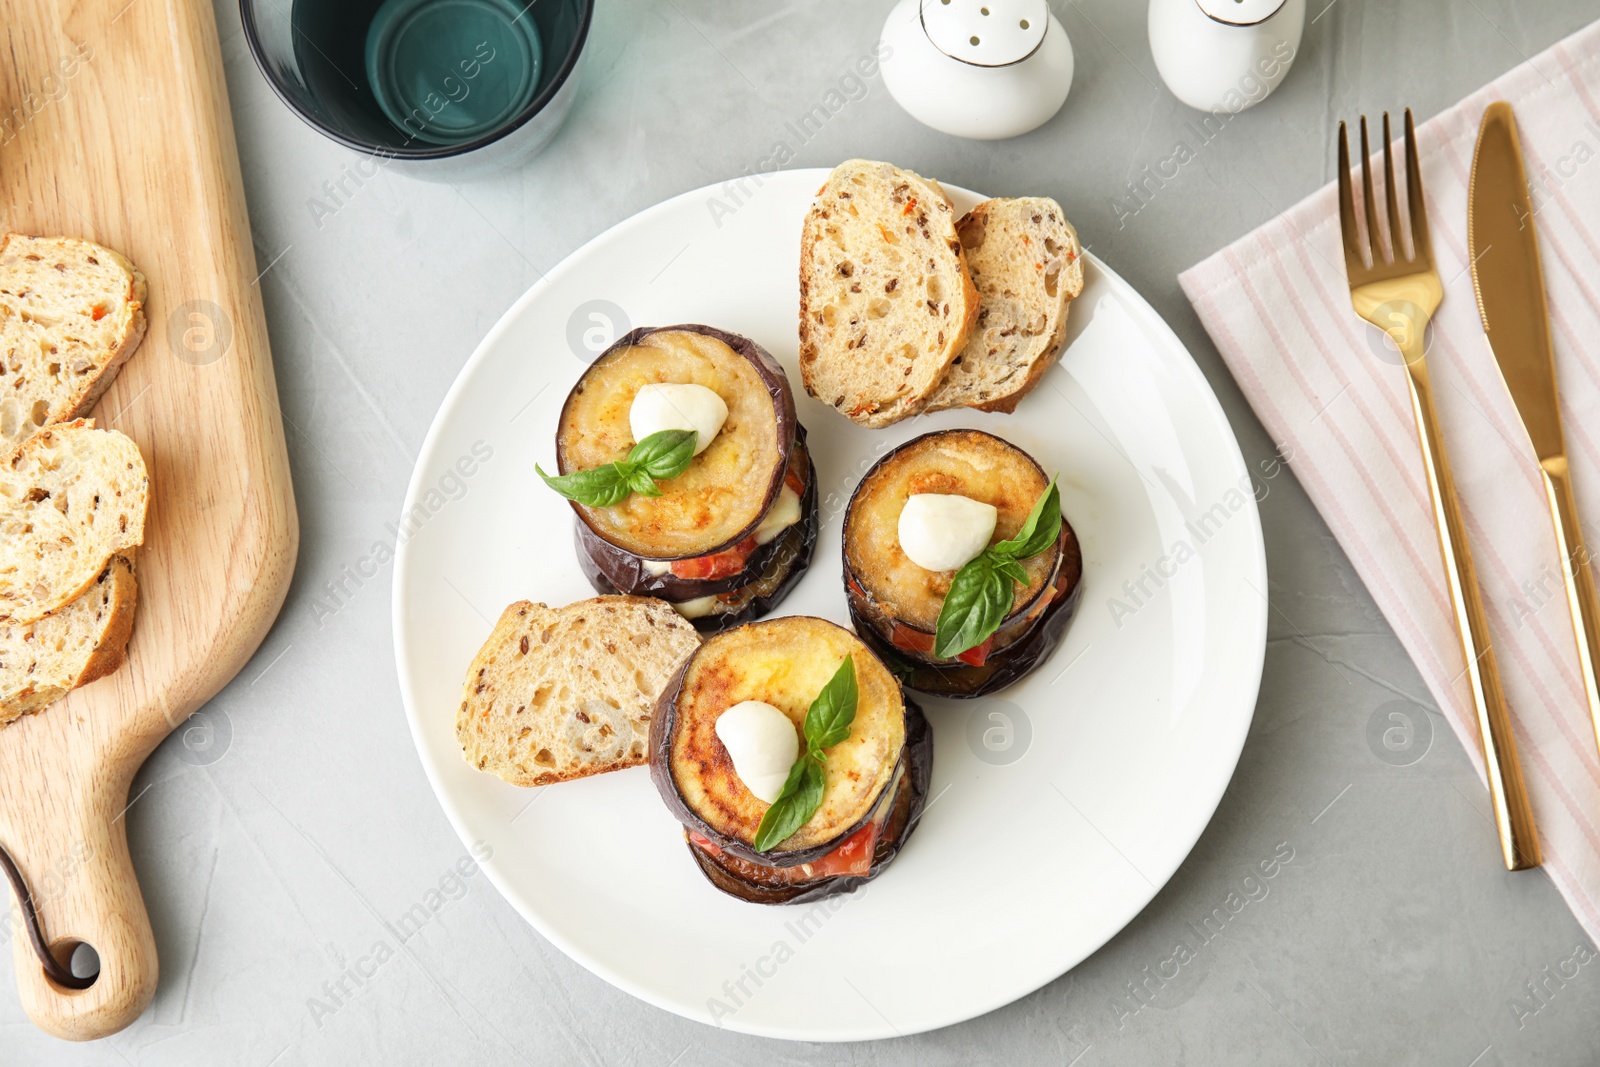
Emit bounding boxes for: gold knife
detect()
[1469,101,1600,763]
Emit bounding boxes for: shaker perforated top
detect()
[919,0,1048,67]
[364,0,543,146]
[1192,0,1289,27]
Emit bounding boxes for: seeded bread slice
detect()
[0,234,148,457]
[457,596,702,787]
[0,420,149,625]
[0,555,137,725]
[923,198,1085,415]
[798,160,980,428]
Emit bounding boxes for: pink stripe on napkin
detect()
[1181,17,1600,937]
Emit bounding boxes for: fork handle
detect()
[1404,357,1542,870]
[1540,457,1600,765]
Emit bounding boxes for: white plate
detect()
[393,171,1267,1041]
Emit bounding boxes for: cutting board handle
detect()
[6,771,157,1041]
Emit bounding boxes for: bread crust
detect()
[76,555,139,689]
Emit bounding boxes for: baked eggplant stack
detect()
[649,616,933,905]
[549,324,819,631]
[844,429,1083,698]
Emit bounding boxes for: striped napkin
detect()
[1180,17,1600,940]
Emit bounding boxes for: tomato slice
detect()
[809,820,881,879]
[689,831,723,857]
[692,821,878,881]
[889,623,935,655]
[891,623,991,666]
[956,636,993,667]
[670,535,758,580]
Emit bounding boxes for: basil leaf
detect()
[934,554,1015,659]
[752,757,825,852]
[992,557,1028,586]
[629,429,698,480]
[536,463,631,508]
[993,476,1062,561]
[803,655,859,753]
[626,465,662,497]
[537,429,698,508]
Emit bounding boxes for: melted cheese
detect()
[753,486,802,546]
[672,594,721,619]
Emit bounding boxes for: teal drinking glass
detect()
[241,0,591,176]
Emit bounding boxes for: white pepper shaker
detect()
[1148,0,1304,113]
[880,0,1074,140]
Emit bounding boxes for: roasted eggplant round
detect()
[649,616,933,904]
[843,429,1084,698]
[557,324,797,557]
[557,324,814,627]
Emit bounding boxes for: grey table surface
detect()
[6,0,1600,1063]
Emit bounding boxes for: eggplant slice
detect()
[650,617,934,904]
[843,429,1084,698]
[556,324,798,560]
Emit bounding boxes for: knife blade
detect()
[1468,102,1563,461]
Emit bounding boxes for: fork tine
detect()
[1381,112,1406,262]
[1403,108,1434,267]
[1336,121,1365,278]
[1359,115,1385,264]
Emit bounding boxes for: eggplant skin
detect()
[849,519,1084,699]
[683,699,932,906]
[575,430,816,601]
[649,617,910,866]
[557,324,799,559]
[576,446,819,633]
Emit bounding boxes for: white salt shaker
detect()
[880,0,1074,141]
[1148,0,1304,113]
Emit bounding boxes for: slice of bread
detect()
[0,420,149,625]
[0,555,137,725]
[457,595,702,787]
[922,198,1085,415]
[799,160,979,428]
[0,234,148,457]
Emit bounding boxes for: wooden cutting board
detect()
[0,0,297,1041]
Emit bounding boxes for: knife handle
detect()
[1405,356,1542,870]
[1540,457,1600,762]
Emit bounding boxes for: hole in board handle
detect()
[45,939,100,990]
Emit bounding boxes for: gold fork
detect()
[1337,110,1541,871]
